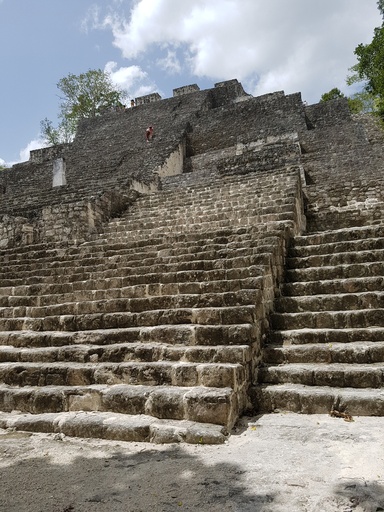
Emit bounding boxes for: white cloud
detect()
[104,61,158,99]
[18,139,48,164]
[81,5,101,34]
[157,49,181,74]
[1,138,49,168]
[96,0,381,103]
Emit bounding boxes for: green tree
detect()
[41,69,127,145]
[378,0,384,18]
[347,90,378,114]
[320,88,347,102]
[320,87,375,114]
[58,69,125,120]
[40,117,76,146]
[347,2,384,116]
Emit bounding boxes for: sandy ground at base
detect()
[0,413,383,512]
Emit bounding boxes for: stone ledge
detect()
[252,383,384,416]
[0,411,228,444]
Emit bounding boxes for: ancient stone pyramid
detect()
[0,79,383,443]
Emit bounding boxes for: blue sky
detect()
[0,0,381,166]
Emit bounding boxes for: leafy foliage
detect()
[320,88,377,115]
[40,117,76,146]
[320,88,347,102]
[41,69,127,145]
[378,0,384,18]
[57,69,125,120]
[320,87,371,115]
[347,90,378,114]
[346,2,384,117]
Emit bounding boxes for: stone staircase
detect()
[0,168,302,443]
[254,224,384,415]
[2,80,383,443]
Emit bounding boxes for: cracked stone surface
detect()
[1,413,383,512]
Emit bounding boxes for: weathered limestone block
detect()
[196,363,243,389]
[183,387,236,427]
[0,215,36,248]
[173,84,200,97]
[145,387,185,420]
[102,385,148,415]
[171,363,198,386]
[67,389,103,411]
[135,92,162,105]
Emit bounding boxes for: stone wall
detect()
[304,173,384,231]
[29,144,70,164]
[0,214,35,248]
[188,91,307,156]
[0,189,138,249]
[217,139,302,176]
[299,101,384,230]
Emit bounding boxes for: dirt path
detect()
[1,413,383,512]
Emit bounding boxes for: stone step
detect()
[0,230,280,267]
[105,203,291,224]
[269,327,384,345]
[50,237,275,265]
[0,276,266,308]
[137,182,286,207]
[0,263,271,290]
[270,309,384,330]
[96,224,287,248]
[136,194,285,212]
[0,343,251,365]
[285,262,384,282]
[116,200,295,224]
[306,209,384,233]
[86,215,295,244]
[0,305,257,331]
[260,362,384,388]
[80,245,281,271]
[0,383,238,428]
[0,323,257,348]
[0,290,261,317]
[288,237,384,258]
[142,236,281,257]
[263,341,384,364]
[274,292,384,313]
[0,253,272,284]
[0,277,264,308]
[291,225,384,248]
[0,246,273,275]
[0,361,245,389]
[0,411,228,444]
[0,224,283,260]
[133,176,296,208]
[86,218,294,246]
[281,276,384,297]
[104,205,295,233]
[0,229,243,261]
[286,248,384,269]
[252,383,384,415]
[0,269,267,298]
[136,184,293,202]
[114,193,295,214]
